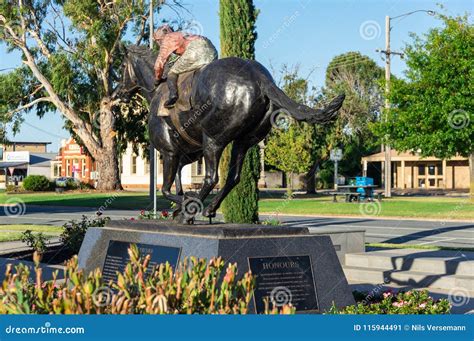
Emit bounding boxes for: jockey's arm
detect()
[154,37,177,80]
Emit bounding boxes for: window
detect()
[132,155,137,174]
[428,165,435,176]
[145,159,150,174]
[437,164,443,176]
[429,179,435,187]
[418,165,425,176]
[418,179,425,188]
[82,161,86,178]
[66,160,71,176]
[197,158,204,175]
[0,147,3,160]
[53,164,61,177]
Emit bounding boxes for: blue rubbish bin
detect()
[355,177,374,200]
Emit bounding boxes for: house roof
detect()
[361,150,468,162]
[0,162,28,169]
[29,153,57,167]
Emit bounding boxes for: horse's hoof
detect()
[202,208,216,218]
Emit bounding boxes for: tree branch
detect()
[5,97,51,118]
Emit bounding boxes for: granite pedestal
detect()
[78,220,355,313]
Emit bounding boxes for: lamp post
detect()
[149,0,158,217]
[377,10,436,198]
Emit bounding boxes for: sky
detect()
[1,0,471,152]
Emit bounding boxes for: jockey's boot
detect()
[164,73,179,108]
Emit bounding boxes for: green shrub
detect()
[0,245,295,314]
[60,215,110,254]
[328,290,451,314]
[79,182,94,190]
[22,175,51,191]
[65,178,79,190]
[20,230,48,255]
[5,184,21,193]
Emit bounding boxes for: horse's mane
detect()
[126,45,157,68]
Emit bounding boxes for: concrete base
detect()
[78,220,355,313]
[308,226,365,265]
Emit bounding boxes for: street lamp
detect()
[377,9,437,198]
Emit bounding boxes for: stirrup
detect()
[164,96,178,108]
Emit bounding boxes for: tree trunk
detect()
[94,97,122,190]
[95,149,121,190]
[304,161,319,194]
[469,152,474,202]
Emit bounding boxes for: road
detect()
[0,205,472,248]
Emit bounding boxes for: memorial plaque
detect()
[248,255,318,313]
[102,241,181,283]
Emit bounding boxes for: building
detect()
[361,150,470,191]
[0,141,55,189]
[120,142,268,190]
[55,138,97,185]
[120,144,205,190]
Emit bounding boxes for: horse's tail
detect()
[262,81,345,124]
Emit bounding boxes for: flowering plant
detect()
[329,290,451,314]
[137,210,171,220]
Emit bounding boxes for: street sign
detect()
[330,148,343,161]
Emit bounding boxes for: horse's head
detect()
[113,45,155,102]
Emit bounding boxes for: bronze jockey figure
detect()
[153,24,218,109]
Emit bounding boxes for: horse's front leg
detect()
[175,164,184,196]
[161,153,184,204]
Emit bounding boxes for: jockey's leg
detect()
[164,72,179,108]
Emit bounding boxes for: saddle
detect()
[157,69,196,117]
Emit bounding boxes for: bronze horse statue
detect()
[118,45,344,223]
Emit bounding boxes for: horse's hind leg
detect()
[161,153,183,204]
[202,141,251,218]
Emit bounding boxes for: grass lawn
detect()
[0,225,62,242]
[0,191,472,220]
[259,196,473,220]
[0,191,168,210]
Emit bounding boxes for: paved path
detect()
[0,205,472,248]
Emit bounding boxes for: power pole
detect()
[377,15,403,198]
[149,0,158,216]
[377,10,433,197]
[384,15,391,198]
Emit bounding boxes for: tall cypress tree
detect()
[219,0,260,223]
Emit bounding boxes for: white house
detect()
[120,144,206,190]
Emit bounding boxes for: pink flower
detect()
[419,303,427,308]
[392,301,407,308]
[130,217,135,221]
[383,292,392,298]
